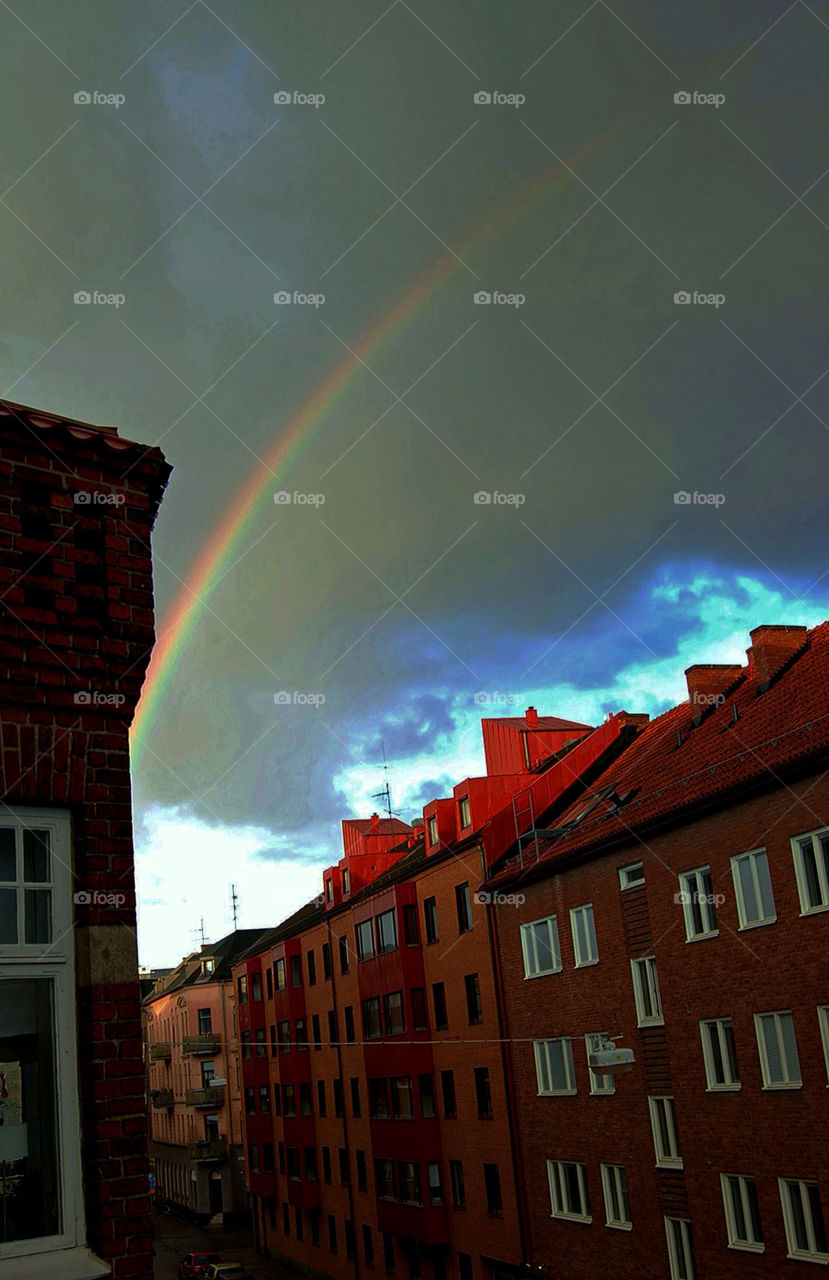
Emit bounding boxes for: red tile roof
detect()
[488,714,591,731]
[490,621,829,886]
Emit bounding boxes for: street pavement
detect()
[152,1207,302,1280]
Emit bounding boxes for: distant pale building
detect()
[143,930,268,1224]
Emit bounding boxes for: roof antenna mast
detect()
[371,740,394,825]
[230,883,239,930]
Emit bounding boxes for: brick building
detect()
[143,930,267,1224]
[490,622,829,1279]
[0,401,169,1277]
[231,622,828,1280]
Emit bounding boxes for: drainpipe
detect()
[327,915,361,1280]
[482,844,531,1269]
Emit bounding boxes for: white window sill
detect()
[550,1213,592,1224]
[637,1018,665,1028]
[3,1247,110,1279]
[606,1221,633,1232]
[737,917,777,931]
[706,1083,741,1093]
[574,959,600,969]
[685,931,719,943]
[762,1082,802,1091]
[655,1159,684,1170]
[538,1090,577,1098]
[786,1252,829,1266]
[800,904,829,917]
[524,969,562,980]
[727,1241,765,1254]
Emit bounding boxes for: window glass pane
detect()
[780,1014,799,1079]
[761,1017,782,1080]
[0,978,61,1244]
[756,853,774,918]
[532,920,553,970]
[0,887,17,943]
[789,1183,809,1252]
[738,858,758,919]
[22,831,50,884]
[0,830,15,881]
[24,890,51,944]
[808,1184,827,1255]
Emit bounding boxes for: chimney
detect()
[748,625,808,690]
[685,664,742,724]
[525,706,538,728]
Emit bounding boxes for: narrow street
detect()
[152,1208,303,1280]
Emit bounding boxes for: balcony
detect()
[188,1138,227,1163]
[185,1085,226,1108]
[182,1033,221,1055]
[149,1042,172,1061]
[150,1089,174,1109]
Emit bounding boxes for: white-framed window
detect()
[779,1178,828,1263]
[721,1174,763,1251]
[426,815,438,847]
[534,1039,576,1096]
[700,1018,740,1090]
[520,916,561,978]
[731,848,775,928]
[755,1011,801,1089]
[619,861,644,890]
[631,955,663,1026]
[649,1096,682,1168]
[818,1006,829,1082]
[570,904,598,966]
[547,1160,591,1222]
[585,1034,615,1095]
[678,866,718,940]
[665,1217,695,1280]
[0,809,89,1267]
[792,828,829,914]
[601,1164,631,1229]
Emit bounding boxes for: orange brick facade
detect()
[231,625,829,1280]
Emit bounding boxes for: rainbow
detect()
[130,132,613,756]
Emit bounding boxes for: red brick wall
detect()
[496,770,829,1280]
[0,415,168,1277]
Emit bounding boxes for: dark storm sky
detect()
[2,1,827,960]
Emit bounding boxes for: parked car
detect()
[178,1254,222,1279]
[204,1266,253,1280]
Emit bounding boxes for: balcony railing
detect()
[150,1089,174,1108]
[185,1085,226,1108]
[149,1042,172,1061]
[182,1033,221,1055]
[188,1138,227,1163]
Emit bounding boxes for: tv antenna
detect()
[371,741,394,825]
[191,917,208,950]
[230,883,239,929]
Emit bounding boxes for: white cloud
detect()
[135,807,327,967]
